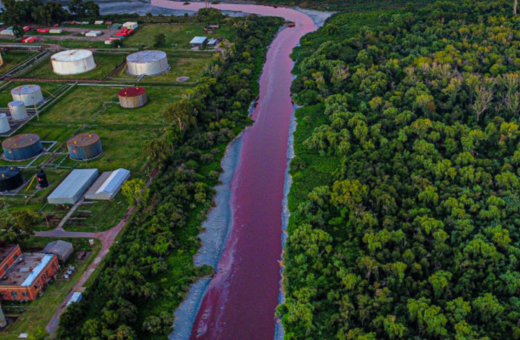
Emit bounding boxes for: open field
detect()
[65,195,128,232]
[23,53,127,80]
[122,23,235,50]
[1,238,101,340]
[115,53,214,82]
[0,51,37,74]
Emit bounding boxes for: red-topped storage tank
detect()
[118,86,148,109]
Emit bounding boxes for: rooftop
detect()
[11,84,41,95]
[127,50,166,63]
[66,133,100,147]
[2,133,41,149]
[0,244,17,264]
[51,49,93,62]
[190,36,208,44]
[0,253,54,287]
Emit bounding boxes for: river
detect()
[148,1,328,339]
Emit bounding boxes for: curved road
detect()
[152,1,324,339]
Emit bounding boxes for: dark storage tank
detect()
[0,166,23,192]
[2,133,43,161]
[67,133,103,160]
[37,170,49,188]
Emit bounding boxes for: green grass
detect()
[42,38,108,50]
[1,238,101,340]
[62,24,107,29]
[115,53,214,82]
[64,195,128,232]
[0,51,37,74]
[0,85,186,173]
[122,23,235,50]
[24,53,127,80]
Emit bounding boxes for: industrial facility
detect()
[0,114,10,134]
[126,50,169,76]
[0,166,23,192]
[8,101,28,121]
[0,243,60,301]
[47,168,99,205]
[118,86,148,108]
[67,133,103,160]
[51,49,97,75]
[11,85,44,106]
[2,133,43,161]
[85,168,130,200]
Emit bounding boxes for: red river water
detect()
[152,1,318,339]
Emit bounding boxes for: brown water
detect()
[152,1,318,339]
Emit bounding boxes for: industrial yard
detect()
[0,17,233,338]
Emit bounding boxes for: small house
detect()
[190,36,208,47]
[123,22,138,30]
[43,240,74,263]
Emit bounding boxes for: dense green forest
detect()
[55,10,283,340]
[280,0,520,339]
[249,0,433,11]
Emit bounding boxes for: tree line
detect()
[56,9,283,340]
[281,0,520,339]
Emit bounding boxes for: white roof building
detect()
[47,169,98,205]
[190,36,208,45]
[85,168,130,200]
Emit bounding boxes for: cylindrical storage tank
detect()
[51,49,97,75]
[0,114,10,134]
[0,166,23,191]
[11,85,44,106]
[126,50,169,76]
[8,101,28,121]
[37,169,49,188]
[2,133,43,161]
[67,133,103,160]
[118,87,148,108]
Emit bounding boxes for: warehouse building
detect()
[0,244,59,301]
[43,240,74,263]
[190,36,208,47]
[47,169,98,205]
[85,168,130,200]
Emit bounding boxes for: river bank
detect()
[150,1,332,339]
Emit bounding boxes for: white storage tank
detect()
[0,114,10,134]
[11,85,44,106]
[8,101,28,121]
[51,49,97,75]
[126,51,169,76]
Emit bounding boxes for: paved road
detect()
[38,205,135,334]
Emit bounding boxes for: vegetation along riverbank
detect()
[280,0,520,339]
[55,9,283,340]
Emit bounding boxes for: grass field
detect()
[0,51,37,74]
[64,195,128,232]
[1,238,101,340]
[25,53,127,80]
[123,23,235,50]
[115,53,214,82]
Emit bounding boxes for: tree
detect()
[12,25,24,39]
[163,100,197,131]
[515,0,518,15]
[83,1,100,18]
[69,0,84,17]
[153,33,166,48]
[0,209,39,244]
[27,327,49,340]
[143,139,172,168]
[122,179,149,207]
